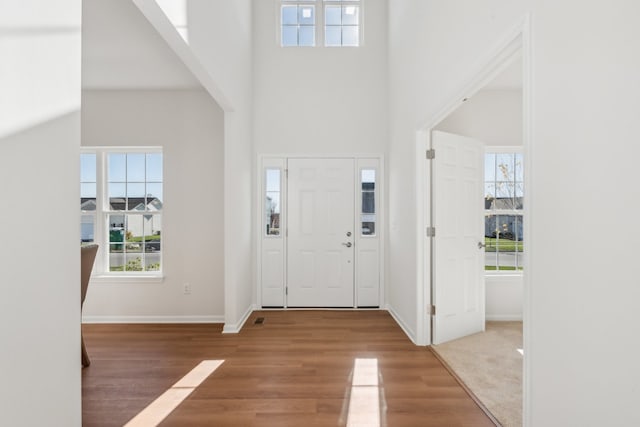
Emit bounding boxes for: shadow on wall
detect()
[0,23,81,140]
[0,110,80,145]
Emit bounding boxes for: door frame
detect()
[414,13,532,422]
[256,153,385,309]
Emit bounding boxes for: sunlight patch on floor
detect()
[346,358,382,427]
[124,360,224,427]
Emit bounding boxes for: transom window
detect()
[281,2,316,47]
[325,0,360,46]
[280,0,361,47]
[484,150,523,272]
[81,148,163,276]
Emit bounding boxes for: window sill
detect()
[90,274,164,284]
[484,272,523,278]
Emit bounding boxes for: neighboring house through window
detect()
[361,169,376,235]
[484,150,523,272]
[81,148,163,276]
[264,168,282,236]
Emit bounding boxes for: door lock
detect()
[342,242,353,248]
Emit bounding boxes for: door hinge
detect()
[285,168,288,178]
[285,287,288,296]
[426,226,436,237]
[428,305,436,316]
[426,149,435,160]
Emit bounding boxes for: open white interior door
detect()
[432,131,485,345]
[287,158,355,307]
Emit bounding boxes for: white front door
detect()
[432,131,485,345]
[287,158,355,307]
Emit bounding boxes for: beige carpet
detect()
[432,321,523,427]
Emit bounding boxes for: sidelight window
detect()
[360,169,376,236]
[265,168,282,236]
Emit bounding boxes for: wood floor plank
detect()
[82,310,495,426]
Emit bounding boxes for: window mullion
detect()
[281,0,361,47]
[485,149,523,273]
[318,1,324,47]
[96,150,107,274]
[82,148,162,277]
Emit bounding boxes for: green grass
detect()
[110,257,160,272]
[484,266,523,271]
[484,237,523,252]
[127,234,161,243]
[484,237,523,271]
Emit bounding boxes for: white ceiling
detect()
[82,0,200,89]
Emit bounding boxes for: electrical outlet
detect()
[183,283,191,295]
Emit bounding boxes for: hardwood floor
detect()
[82,310,495,426]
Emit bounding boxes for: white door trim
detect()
[256,154,385,310]
[414,13,533,425]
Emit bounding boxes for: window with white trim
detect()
[81,148,163,275]
[360,169,376,235]
[281,1,316,46]
[484,150,523,272]
[324,0,360,47]
[80,153,97,244]
[280,0,361,47]
[264,168,282,236]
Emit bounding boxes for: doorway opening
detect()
[416,20,531,426]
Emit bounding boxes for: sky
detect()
[281,4,360,47]
[484,152,523,199]
[80,153,163,203]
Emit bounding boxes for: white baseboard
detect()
[386,305,418,345]
[222,304,256,334]
[486,314,523,321]
[82,315,224,324]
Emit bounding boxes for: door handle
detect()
[477,241,486,249]
[342,242,353,248]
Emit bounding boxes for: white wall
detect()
[388,1,528,345]
[437,89,524,320]
[0,1,82,425]
[252,0,389,155]
[184,0,252,110]
[437,89,523,146]
[134,0,255,330]
[389,0,640,425]
[485,275,523,321]
[81,89,225,321]
[527,2,640,424]
[82,0,201,90]
[252,0,388,321]
[184,0,254,330]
